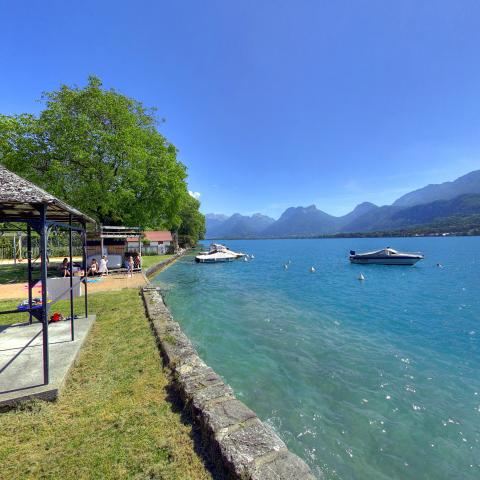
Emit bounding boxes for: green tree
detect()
[178,194,206,246]
[0,76,200,231]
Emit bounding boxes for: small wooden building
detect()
[87,226,141,269]
[127,230,172,255]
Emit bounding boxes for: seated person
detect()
[87,258,98,277]
[60,258,71,277]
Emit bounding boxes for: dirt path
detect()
[0,272,146,300]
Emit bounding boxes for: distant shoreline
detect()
[205,232,480,241]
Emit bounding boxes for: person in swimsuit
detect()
[87,258,98,277]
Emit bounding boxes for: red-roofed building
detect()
[127,230,173,254]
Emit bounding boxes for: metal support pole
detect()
[13,234,16,265]
[69,214,74,341]
[100,230,104,257]
[82,223,88,319]
[18,232,22,260]
[27,226,33,324]
[39,205,49,385]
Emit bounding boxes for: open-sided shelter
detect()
[0,165,95,385]
[87,226,141,269]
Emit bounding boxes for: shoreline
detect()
[205,232,480,240]
[145,250,188,279]
[143,263,317,479]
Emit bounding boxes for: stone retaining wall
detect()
[142,286,317,479]
[144,252,183,278]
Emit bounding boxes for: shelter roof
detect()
[0,165,95,224]
[126,231,172,242]
[144,231,172,242]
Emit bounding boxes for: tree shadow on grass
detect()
[164,382,226,480]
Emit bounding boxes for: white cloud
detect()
[188,190,201,200]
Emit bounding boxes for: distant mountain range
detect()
[392,170,480,207]
[207,213,275,238]
[205,170,480,238]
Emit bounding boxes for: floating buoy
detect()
[310,267,316,273]
[358,273,365,281]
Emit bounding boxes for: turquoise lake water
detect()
[153,237,480,479]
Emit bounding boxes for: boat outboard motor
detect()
[350,250,356,256]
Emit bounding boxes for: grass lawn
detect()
[0,262,74,285]
[0,263,30,284]
[0,289,212,480]
[141,254,174,270]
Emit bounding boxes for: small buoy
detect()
[310,267,316,273]
[358,273,365,281]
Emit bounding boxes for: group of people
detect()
[124,252,142,277]
[86,252,141,277]
[60,252,141,277]
[86,256,109,277]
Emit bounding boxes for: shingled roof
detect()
[0,165,94,223]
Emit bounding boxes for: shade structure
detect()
[0,165,94,386]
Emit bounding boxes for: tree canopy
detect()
[178,195,206,246]
[0,76,203,238]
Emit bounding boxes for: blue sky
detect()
[1,1,480,218]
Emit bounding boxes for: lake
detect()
[153,237,480,479]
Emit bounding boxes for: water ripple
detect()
[155,237,480,480]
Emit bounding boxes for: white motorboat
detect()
[195,243,246,263]
[349,247,424,265]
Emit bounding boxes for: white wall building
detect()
[127,230,173,254]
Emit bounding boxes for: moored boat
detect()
[195,243,246,263]
[349,247,424,265]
